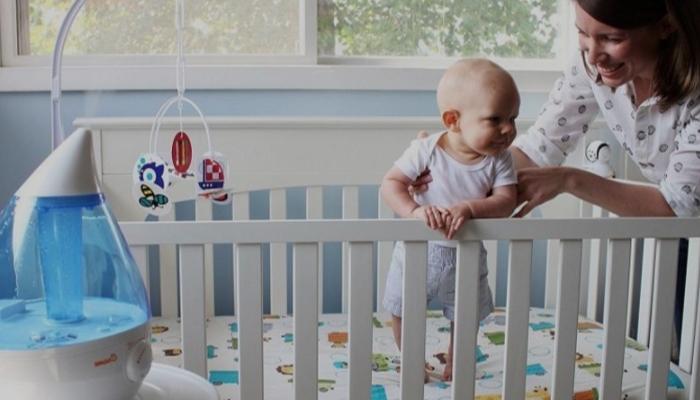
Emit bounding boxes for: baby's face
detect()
[456,79,520,157]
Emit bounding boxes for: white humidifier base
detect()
[0,323,151,400]
[135,363,218,400]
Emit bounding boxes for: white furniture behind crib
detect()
[74,117,700,399]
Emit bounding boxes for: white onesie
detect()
[382,131,517,320]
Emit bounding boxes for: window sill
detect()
[0,64,561,93]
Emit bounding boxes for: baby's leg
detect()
[443,321,454,381]
[391,314,402,350]
[392,314,431,383]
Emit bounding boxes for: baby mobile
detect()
[132,0,229,216]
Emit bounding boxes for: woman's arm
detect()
[510,146,538,170]
[515,166,675,217]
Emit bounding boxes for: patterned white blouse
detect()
[513,54,700,217]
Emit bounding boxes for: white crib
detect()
[76,117,700,399]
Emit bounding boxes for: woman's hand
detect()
[408,168,433,195]
[514,167,571,217]
[408,130,432,195]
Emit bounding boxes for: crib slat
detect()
[680,238,700,372]
[129,245,150,303]
[232,193,250,317]
[645,238,679,400]
[600,239,632,400]
[400,241,428,400]
[293,243,319,400]
[159,211,178,317]
[627,238,643,338]
[545,239,559,308]
[452,241,481,400]
[552,239,582,400]
[306,187,324,314]
[690,268,700,399]
[377,195,394,314]
[586,206,608,322]
[637,238,656,345]
[348,242,374,400]
[236,243,264,400]
[503,240,532,400]
[484,240,498,306]
[179,244,207,377]
[579,237,591,316]
[342,186,359,313]
[270,189,287,315]
[195,197,215,317]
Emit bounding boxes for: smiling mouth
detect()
[597,63,624,75]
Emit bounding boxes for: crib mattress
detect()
[150,307,689,400]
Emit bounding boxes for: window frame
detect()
[0,0,575,93]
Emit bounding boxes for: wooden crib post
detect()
[233,192,250,317]
[341,186,359,314]
[348,241,374,400]
[399,241,428,400]
[503,240,533,400]
[179,244,207,377]
[293,242,319,400]
[195,196,215,318]
[377,195,394,314]
[236,243,264,400]
[552,239,583,399]
[451,240,482,400]
[680,238,700,372]
[306,187,324,315]
[270,189,287,316]
[159,210,178,318]
[600,238,632,400]
[637,237,657,345]
[645,238,679,400]
[689,265,700,398]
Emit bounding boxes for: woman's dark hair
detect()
[577,0,700,110]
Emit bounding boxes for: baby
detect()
[380,58,519,381]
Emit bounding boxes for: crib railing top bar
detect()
[75,116,442,130]
[120,218,700,245]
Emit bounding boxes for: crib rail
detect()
[124,217,700,400]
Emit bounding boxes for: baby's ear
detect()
[441,110,460,131]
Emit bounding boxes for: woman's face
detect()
[574,2,664,87]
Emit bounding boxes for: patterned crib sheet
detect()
[150,307,688,400]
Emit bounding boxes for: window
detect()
[319,0,559,60]
[0,0,572,91]
[10,0,310,63]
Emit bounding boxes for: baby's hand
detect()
[444,202,474,240]
[411,205,449,232]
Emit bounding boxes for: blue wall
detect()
[0,89,550,315]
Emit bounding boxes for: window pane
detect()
[319,0,560,59]
[21,0,300,56]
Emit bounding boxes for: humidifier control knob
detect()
[126,339,153,382]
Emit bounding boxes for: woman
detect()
[413,0,699,354]
[511,0,700,218]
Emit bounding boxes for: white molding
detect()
[0,63,561,92]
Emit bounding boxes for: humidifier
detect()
[0,129,153,400]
